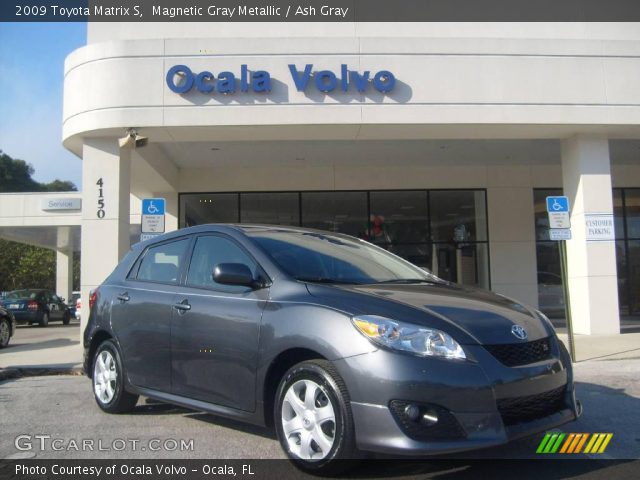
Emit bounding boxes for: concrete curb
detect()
[0,367,84,382]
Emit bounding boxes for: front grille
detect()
[497,386,566,426]
[484,337,553,366]
[389,400,467,440]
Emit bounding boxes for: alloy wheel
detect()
[93,350,117,404]
[0,321,9,346]
[281,379,336,460]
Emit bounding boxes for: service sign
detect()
[585,214,615,241]
[41,198,81,211]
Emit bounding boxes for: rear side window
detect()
[186,235,257,291]
[136,239,190,284]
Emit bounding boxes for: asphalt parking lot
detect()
[1,358,639,462]
[0,322,81,370]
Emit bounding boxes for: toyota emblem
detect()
[511,324,528,340]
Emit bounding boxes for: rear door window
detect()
[136,239,190,284]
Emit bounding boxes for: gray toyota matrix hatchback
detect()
[84,224,580,470]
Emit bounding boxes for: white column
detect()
[561,136,620,335]
[56,226,74,302]
[80,138,131,334]
[56,249,73,302]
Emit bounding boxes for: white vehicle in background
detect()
[75,297,81,322]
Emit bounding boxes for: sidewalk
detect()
[557,332,640,362]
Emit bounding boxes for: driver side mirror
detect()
[213,263,256,288]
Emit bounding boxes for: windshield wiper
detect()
[295,277,358,284]
[374,279,438,285]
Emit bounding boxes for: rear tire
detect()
[39,312,49,327]
[0,319,10,348]
[92,339,139,413]
[274,360,358,474]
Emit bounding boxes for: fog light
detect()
[422,410,439,425]
[404,404,420,421]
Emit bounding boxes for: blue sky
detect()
[0,22,86,188]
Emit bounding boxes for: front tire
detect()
[0,319,10,348]
[92,339,138,413]
[274,360,357,473]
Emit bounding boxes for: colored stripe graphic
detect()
[574,433,589,453]
[537,433,612,454]
[536,433,552,453]
[597,434,613,453]
[559,433,575,453]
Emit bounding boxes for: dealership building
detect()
[1,22,640,336]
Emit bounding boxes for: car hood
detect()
[307,282,551,345]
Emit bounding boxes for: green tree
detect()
[0,150,79,294]
[0,150,77,193]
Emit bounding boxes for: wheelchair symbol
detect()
[146,201,159,214]
[552,199,563,211]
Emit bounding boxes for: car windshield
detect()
[248,229,441,285]
[5,289,40,300]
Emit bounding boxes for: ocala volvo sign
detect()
[166,64,396,95]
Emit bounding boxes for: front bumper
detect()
[334,337,579,456]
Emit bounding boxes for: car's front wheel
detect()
[0,319,11,348]
[274,360,357,473]
[92,339,138,413]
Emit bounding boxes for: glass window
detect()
[186,235,257,291]
[535,242,565,320]
[301,192,367,238]
[627,240,640,315]
[625,189,640,239]
[137,239,190,284]
[179,193,238,228]
[240,192,299,226]
[614,189,625,239]
[369,191,428,245]
[430,190,487,242]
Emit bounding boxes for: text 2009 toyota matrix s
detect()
[84,224,580,471]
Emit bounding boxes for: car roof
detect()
[134,223,356,248]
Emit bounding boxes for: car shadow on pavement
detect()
[185,412,277,440]
[3,338,79,352]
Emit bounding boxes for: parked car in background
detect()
[0,306,16,348]
[2,289,71,327]
[68,291,81,320]
[75,297,82,322]
[85,224,579,472]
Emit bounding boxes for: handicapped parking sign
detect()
[142,198,165,216]
[546,196,569,213]
[141,198,166,234]
[546,196,570,230]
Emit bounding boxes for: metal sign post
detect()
[546,196,575,362]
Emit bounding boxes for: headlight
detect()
[352,315,466,360]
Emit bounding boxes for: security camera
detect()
[118,129,148,149]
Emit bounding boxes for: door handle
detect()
[117,293,130,302]
[173,300,191,312]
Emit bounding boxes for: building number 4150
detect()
[97,178,105,219]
